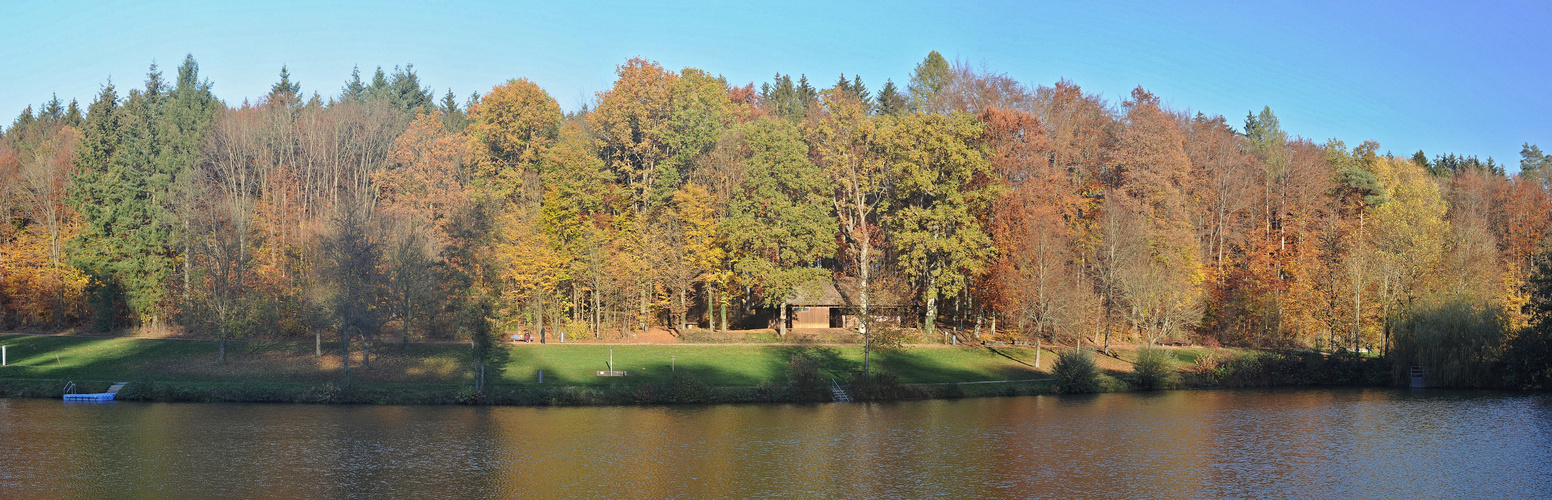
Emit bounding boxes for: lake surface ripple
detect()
[2,388,1548,498]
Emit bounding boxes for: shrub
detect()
[632,382,658,404]
[1182,350,1390,388]
[1053,348,1100,394]
[753,381,787,402]
[785,354,828,401]
[1503,255,1552,390]
[871,327,913,352]
[1132,348,1176,390]
[660,371,713,404]
[1503,328,1552,390]
[850,370,907,400]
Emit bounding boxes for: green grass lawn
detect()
[0,334,1052,388]
[500,344,1048,386]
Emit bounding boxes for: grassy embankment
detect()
[0,333,1376,405]
[0,333,1059,403]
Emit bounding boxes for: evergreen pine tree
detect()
[42,94,64,122]
[368,66,390,101]
[342,65,368,103]
[64,99,83,127]
[268,65,301,108]
[875,79,905,115]
[440,88,466,131]
[387,64,433,112]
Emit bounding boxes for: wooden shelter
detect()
[777,278,907,333]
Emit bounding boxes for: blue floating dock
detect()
[63,382,127,403]
[63,392,115,402]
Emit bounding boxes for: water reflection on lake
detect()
[2,389,1548,498]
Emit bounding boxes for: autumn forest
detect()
[3,52,1552,386]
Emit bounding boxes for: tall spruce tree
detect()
[67,59,220,330]
[268,65,301,108]
[342,65,368,103]
[875,79,905,116]
[163,55,222,328]
[68,82,125,329]
[70,65,177,327]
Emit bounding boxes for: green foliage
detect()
[1131,348,1177,390]
[723,118,837,307]
[85,273,127,332]
[759,73,817,121]
[1504,254,1552,389]
[1053,348,1100,394]
[660,370,713,403]
[68,58,220,327]
[365,64,434,112]
[874,79,905,116]
[907,50,952,111]
[849,370,907,401]
[439,89,467,132]
[1334,165,1388,207]
[1243,106,1288,173]
[833,73,871,109]
[878,112,995,336]
[1185,350,1391,387]
[1392,299,1506,388]
[268,65,301,107]
[342,65,368,103]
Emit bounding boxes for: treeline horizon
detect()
[3,51,1552,385]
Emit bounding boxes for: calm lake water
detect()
[2,389,1549,498]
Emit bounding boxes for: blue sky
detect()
[2,1,1547,169]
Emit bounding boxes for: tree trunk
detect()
[342,328,352,386]
[402,307,411,347]
[924,272,939,339]
[1034,335,1042,368]
[183,235,191,315]
[925,294,938,339]
[316,331,322,357]
[678,285,687,333]
[779,303,788,340]
[1103,287,1113,355]
[859,240,873,379]
[638,286,647,338]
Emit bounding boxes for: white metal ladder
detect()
[830,378,852,403]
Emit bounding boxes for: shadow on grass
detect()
[874,349,1018,384]
[986,346,1039,368]
[771,345,856,382]
[764,344,1034,385]
[0,334,184,382]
